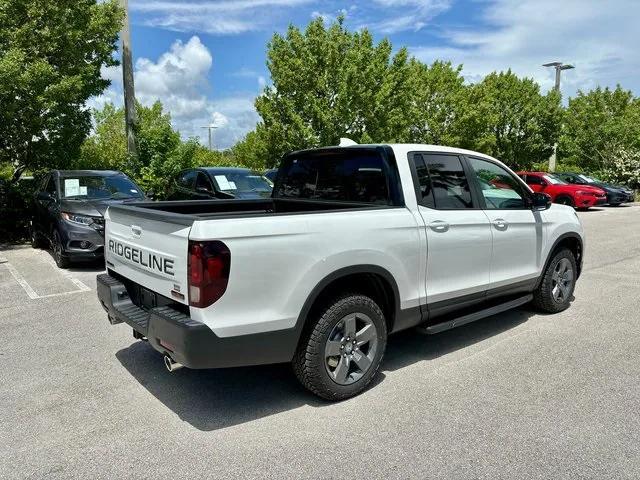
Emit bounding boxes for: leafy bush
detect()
[600,146,640,190]
[0,177,37,242]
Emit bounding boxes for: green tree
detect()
[559,85,640,170]
[0,0,123,179]
[406,60,468,146]
[78,101,195,197]
[255,16,415,160]
[460,70,562,170]
[231,128,271,170]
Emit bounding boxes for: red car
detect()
[518,171,607,209]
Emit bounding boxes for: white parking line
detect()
[2,256,91,300]
[3,261,39,299]
[39,252,91,293]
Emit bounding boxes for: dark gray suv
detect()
[31,170,145,268]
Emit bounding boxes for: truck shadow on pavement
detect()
[116,307,537,431]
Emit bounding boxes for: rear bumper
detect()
[96,274,299,369]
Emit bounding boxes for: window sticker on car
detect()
[64,179,80,197]
[79,186,88,195]
[227,181,237,190]
[215,175,232,190]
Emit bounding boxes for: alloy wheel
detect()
[551,258,574,303]
[325,312,378,385]
[53,232,63,262]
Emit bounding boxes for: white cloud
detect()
[90,36,260,149]
[410,0,640,97]
[131,0,314,34]
[364,0,452,33]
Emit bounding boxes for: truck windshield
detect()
[61,175,144,200]
[275,150,391,204]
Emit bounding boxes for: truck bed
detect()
[108,197,394,224]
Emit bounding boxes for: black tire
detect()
[30,225,45,249]
[52,230,70,269]
[532,248,577,313]
[555,195,574,207]
[609,203,621,207]
[292,293,387,401]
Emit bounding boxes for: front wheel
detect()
[293,293,387,401]
[52,230,70,269]
[556,196,574,207]
[30,224,45,249]
[532,248,577,313]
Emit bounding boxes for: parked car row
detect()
[29,160,634,269]
[517,171,634,209]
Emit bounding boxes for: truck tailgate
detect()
[105,205,193,305]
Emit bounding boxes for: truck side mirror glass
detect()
[531,192,551,211]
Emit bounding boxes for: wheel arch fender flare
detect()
[536,232,584,288]
[293,264,402,338]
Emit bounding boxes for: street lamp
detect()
[543,61,575,91]
[200,124,218,151]
[543,62,574,172]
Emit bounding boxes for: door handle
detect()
[428,221,449,233]
[492,219,508,230]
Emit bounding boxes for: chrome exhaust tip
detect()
[164,355,184,372]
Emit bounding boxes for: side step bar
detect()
[420,294,533,335]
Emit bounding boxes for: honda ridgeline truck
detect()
[97,144,584,400]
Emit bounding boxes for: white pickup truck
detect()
[97,144,584,400]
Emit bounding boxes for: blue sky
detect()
[93,0,640,149]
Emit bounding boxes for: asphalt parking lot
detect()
[1,205,639,479]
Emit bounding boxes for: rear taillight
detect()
[188,240,231,308]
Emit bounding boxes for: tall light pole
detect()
[200,124,218,150]
[120,0,138,161]
[543,62,574,172]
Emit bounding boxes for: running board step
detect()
[420,294,533,335]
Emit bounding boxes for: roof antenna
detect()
[339,137,358,147]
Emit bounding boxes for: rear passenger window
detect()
[418,154,473,209]
[276,150,391,204]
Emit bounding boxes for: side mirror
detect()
[37,191,54,202]
[531,192,551,211]
[146,190,155,200]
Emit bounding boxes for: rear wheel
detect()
[532,248,577,313]
[293,293,387,401]
[52,230,70,269]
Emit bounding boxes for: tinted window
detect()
[410,154,435,208]
[525,175,545,185]
[45,176,57,196]
[177,170,197,189]
[468,157,526,209]
[195,172,213,193]
[423,154,472,209]
[275,150,390,204]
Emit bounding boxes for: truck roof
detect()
[288,143,500,164]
